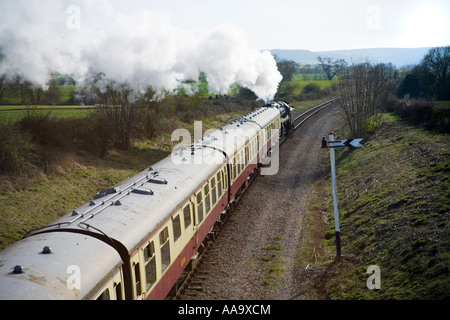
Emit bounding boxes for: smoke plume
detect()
[0,0,282,101]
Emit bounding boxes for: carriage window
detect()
[183,204,191,229]
[211,177,217,205]
[196,192,203,223]
[245,147,249,165]
[217,173,222,198]
[223,169,228,190]
[115,282,123,300]
[172,214,181,241]
[144,241,156,290]
[134,263,141,296]
[237,153,241,174]
[239,151,244,173]
[96,288,110,300]
[204,183,210,214]
[160,227,170,272]
[233,157,237,179]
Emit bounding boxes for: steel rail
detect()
[292,98,340,130]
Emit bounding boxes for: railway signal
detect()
[329,138,364,150]
[321,132,363,257]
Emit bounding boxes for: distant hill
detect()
[270,47,432,67]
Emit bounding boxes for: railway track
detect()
[292,98,340,130]
[170,98,339,300]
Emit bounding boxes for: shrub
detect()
[0,123,37,174]
[391,99,450,133]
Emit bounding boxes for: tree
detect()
[398,46,450,100]
[0,73,7,103]
[0,50,7,103]
[197,71,209,96]
[93,80,135,150]
[23,82,44,105]
[422,46,450,99]
[317,56,347,80]
[397,64,435,99]
[276,60,297,81]
[42,79,61,105]
[338,62,395,137]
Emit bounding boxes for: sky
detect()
[100,0,450,51]
[1,0,449,100]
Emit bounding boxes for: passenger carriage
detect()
[0,102,290,299]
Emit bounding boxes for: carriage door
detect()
[193,190,204,249]
[130,253,145,300]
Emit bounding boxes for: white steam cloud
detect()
[0,0,282,101]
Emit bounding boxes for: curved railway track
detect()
[292,98,340,131]
[170,98,340,300]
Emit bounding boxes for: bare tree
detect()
[22,81,44,105]
[93,81,135,150]
[317,56,347,80]
[0,74,7,103]
[0,50,7,103]
[338,62,395,137]
[422,46,450,99]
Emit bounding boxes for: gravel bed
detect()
[179,105,340,300]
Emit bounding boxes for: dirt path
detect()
[180,105,341,300]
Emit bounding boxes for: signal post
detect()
[322,132,363,257]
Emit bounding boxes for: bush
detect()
[18,110,56,145]
[0,95,256,174]
[391,99,450,133]
[0,123,37,174]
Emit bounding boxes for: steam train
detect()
[0,101,294,300]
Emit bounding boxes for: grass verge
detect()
[305,113,450,299]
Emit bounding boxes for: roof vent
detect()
[89,200,96,206]
[149,177,167,184]
[13,265,24,274]
[42,246,52,254]
[131,188,154,195]
[113,200,122,206]
[71,210,79,216]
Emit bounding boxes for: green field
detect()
[0,84,77,105]
[0,105,94,123]
[275,78,338,101]
[280,79,337,95]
